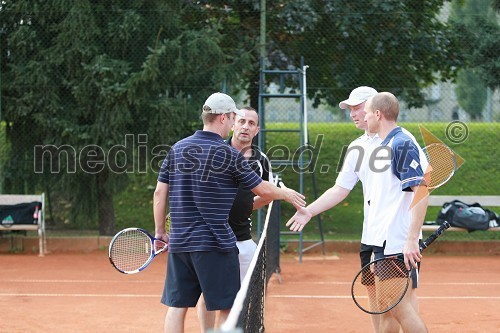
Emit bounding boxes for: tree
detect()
[1,0,250,234]
[449,0,500,118]
[175,1,465,109]
[268,0,465,108]
[493,0,500,11]
[0,0,475,234]
[179,1,320,107]
[470,18,500,90]
[454,70,487,120]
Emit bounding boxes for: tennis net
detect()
[217,193,281,333]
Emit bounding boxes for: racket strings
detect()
[424,145,456,188]
[352,259,410,314]
[110,229,152,272]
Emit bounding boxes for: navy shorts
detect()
[372,242,421,289]
[360,243,375,268]
[161,248,240,311]
[359,243,376,286]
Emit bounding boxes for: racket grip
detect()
[420,221,450,252]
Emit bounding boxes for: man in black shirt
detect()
[197,106,273,332]
[226,106,273,280]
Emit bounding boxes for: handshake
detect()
[278,182,312,232]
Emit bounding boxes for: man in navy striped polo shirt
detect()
[197,106,274,332]
[153,92,306,332]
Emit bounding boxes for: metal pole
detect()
[0,29,4,194]
[260,0,266,62]
[302,63,309,147]
[485,87,492,122]
[257,0,266,240]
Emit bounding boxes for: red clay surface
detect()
[1,251,499,332]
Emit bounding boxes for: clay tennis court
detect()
[1,250,499,332]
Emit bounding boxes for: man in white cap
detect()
[339,86,379,129]
[153,92,306,333]
[286,86,426,332]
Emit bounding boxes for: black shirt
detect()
[226,136,272,241]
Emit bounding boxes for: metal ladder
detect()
[256,57,325,262]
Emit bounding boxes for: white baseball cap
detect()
[203,92,244,116]
[338,86,378,109]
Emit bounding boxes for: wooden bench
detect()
[0,193,46,256]
[422,195,500,232]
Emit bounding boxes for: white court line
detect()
[269,295,500,300]
[0,293,157,297]
[422,282,500,286]
[0,279,162,283]
[274,281,500,286]
[2,279,500,286]
[1,293,499,300]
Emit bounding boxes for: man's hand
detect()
[282,187,306,209]
[403,240,422,270]
[154,231,169,252]
[286,207,312,232]
[279,181,306,210]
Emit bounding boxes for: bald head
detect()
[369,92,400,121]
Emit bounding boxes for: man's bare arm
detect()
[251,181,306,209]
[403,185,429,269]
[253,196,273,210]
[286,184,351,232]
[153,182,169,242]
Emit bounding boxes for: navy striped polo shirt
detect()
[158,130,263,252]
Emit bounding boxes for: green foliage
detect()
[1,0,497,237]
[277,0,465,108]
[449,0,500,90]
[455,70,487,119]
[1,0,252,234]
[170,1,466,109]
[449,0,497,119]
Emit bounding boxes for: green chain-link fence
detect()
[0,1,498,242]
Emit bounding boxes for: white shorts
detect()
[236,239,257,282]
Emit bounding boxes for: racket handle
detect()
[420,221,450,252]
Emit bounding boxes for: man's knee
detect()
[167,307,189,317]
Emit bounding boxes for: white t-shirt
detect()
[336,133,381,244]
[335,127,428,246]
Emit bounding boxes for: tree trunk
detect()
[97,169,116,235]
[249,70,260,109]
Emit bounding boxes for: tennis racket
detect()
[351,221,450,314]
[422,143,457,189]
[108,214,170,274]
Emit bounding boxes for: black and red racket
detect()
[351,221,450,314]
